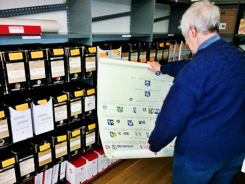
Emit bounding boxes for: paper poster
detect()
[9,107,33,143]
[32,99,54,135]
[97,58,175,159]
[52,164,59,184]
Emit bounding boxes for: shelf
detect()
[213,0,245,5]
[156,0,191,5]
[235,34,245,37]
[92,33,151,38]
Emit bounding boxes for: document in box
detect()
[9,107,33,143]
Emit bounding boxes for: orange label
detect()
[0,111,5,118]
[100,52,107,57]
[16,103,29,111]
[31,51,43,59]
[182,45,186,49]
[8,52,23,60]
[87,89,95,95]
[38,99,47,105]
[113,50,120,54]
[75,90,83,97]
[57,135,67,142]
[150,57,155,61]
[159,43,164,47]
[70,49,80,56]
[175,46,179,50]
[166,42,170,46]
[2,158,15,168]
[132,60,137,62]
[170,46,174,50]
[57,95,67,103]
[187,45,189,48]
[88,123,96,130]
[53,49,64,56]
[72,130,81,137]
[141,59,147,63]
[39,143,50,152]
[88,47,96,53]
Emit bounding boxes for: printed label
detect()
[55,142,67,159]
[130,52,138,61]
[86,132,95,146]
[122,52,129,61]
[157,49,163,60]
[70,136,81,152]
[51,60,65,77]
[6,62,26,84]
[0,119,9,139]
[38,149,52,167]
[29,60,46,80]
[70,101,82,116]
[69,57,81,74]
[85,95,95,112]
[86,57,96,72]
[9,26,24,33]
[0,168,16,184]
[44,168,52,184]
[19,157,35,177]
[52,164,59,184]
[54,105,67,122]
[59,161,67,180]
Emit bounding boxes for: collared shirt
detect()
[197,34,220,52]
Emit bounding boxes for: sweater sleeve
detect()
[148,74,202,152]
[160,60,190,78]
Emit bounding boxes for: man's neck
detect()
[197,32,218,47]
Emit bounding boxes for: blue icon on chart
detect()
[127,120,133,126]
[143,108,146,112]
[145,80,150,87]
[155,71,161,76]
[103,105,107,110]
[145,91,150,97]
[133,107,137,113]
[146,132,150,138]
[130,98,133,101]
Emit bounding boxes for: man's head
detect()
[179,0,220,54]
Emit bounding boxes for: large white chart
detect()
[98,58,175,159]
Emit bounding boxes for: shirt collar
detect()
[197,34,220,52]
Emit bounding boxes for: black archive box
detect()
[83,46,97,79]
[84,85,96,117]
[139,42,148,63]
[47,47,67,85]
[110,44,122,60]
[83,119,98,151]
[121,43,130,61]
[0,104,12,148]
[26,48,49,89]
[163,42,170,64]
[64,84,85,124]
[0,53,6,95]
[0,148,18,184]
[147,42,157,62]
[65,46,83,82]
[30,135,53,173]
[1,49,29,93]
[129,42,139,62]
[156,41,164,64]
[11,142,36,183]
[67,122,84,158]
[48,128,69,165]
[51,92,69,128]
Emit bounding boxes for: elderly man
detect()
[147,0,245,183]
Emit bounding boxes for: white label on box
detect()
[150,53,156,57]
[55,146,67,154]
[0,124,8,133]
[44,168,52,184]
[51,60,65,77]
[52,164,59,184]
[8,69,25,79]
[70,139,81,148]
[0,168,16,184]
[59,161,67,180]
[39,153,52,162]
[131,55,138,60]
[19,157,35,177]
[71,103,82,113]
[9,26,24,33]
[35,172,43,184]
[52,66,64,74]
[85,158,97,180]
[9,107,33,143]
[70,57,81,68]
[30,68,45,76]
[22,36,41,39]
[219,23,226,30]
[122,57,129,61]
[76,165,86,184]
[54,105,67,122]
[86,132,95,146]
[86,61,96,70]
[85,95,95,112]
[122,35,131,37]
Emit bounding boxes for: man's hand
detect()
[144,145,157,155]
[147,61,161,72]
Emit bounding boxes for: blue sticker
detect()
[145,91,150,97]
[103,105,107,110]
[145,80,151,87]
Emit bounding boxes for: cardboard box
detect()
[238,19,245,34]
[219,9,237,34]
[93,146,108,175]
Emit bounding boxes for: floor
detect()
[90,157,245,184]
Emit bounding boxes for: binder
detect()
[83,46,97,79]
[147,42,157,62]
[156,41,164,64]
[0,52,6,95]
[129,43,139,62]
[138,42,148,63]
[84,85,96,117]
[163,42,170,64]
[121,43,130,61]
[83,119,97,151]
[0,104,12,147]
[110,44,122,60]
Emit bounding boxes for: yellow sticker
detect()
[88,123,96,130]
[132,60,137,62]
[88,47,96,53]
[72,130,81,137]
[8,52,23,61]
[150,57,155,61]
[39,143,50,152]
[87,89,95,95]
[100,52,107,57]
[75,90,83,97]
[182,45,186,49]
[141,59,147,63]
[38,99,47,105]
[113,50,120,54]
[0,111,5,118]
[31,51,44,59]
[166,42,170,46]
[16,103,29,111]
[170,46,174,50]
[70,49,80,56]
[57,95,67,103]
[53,49,64,56]
[2,158,15,168]
[57,135,67,142]
[159,43,164,47]
[175,46,179,50]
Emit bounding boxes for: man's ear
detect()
[189,25,197,38]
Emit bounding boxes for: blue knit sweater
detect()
[148,38,245,163]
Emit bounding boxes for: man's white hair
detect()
[179,0,220,37]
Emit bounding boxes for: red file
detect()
[0,25,42,35]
